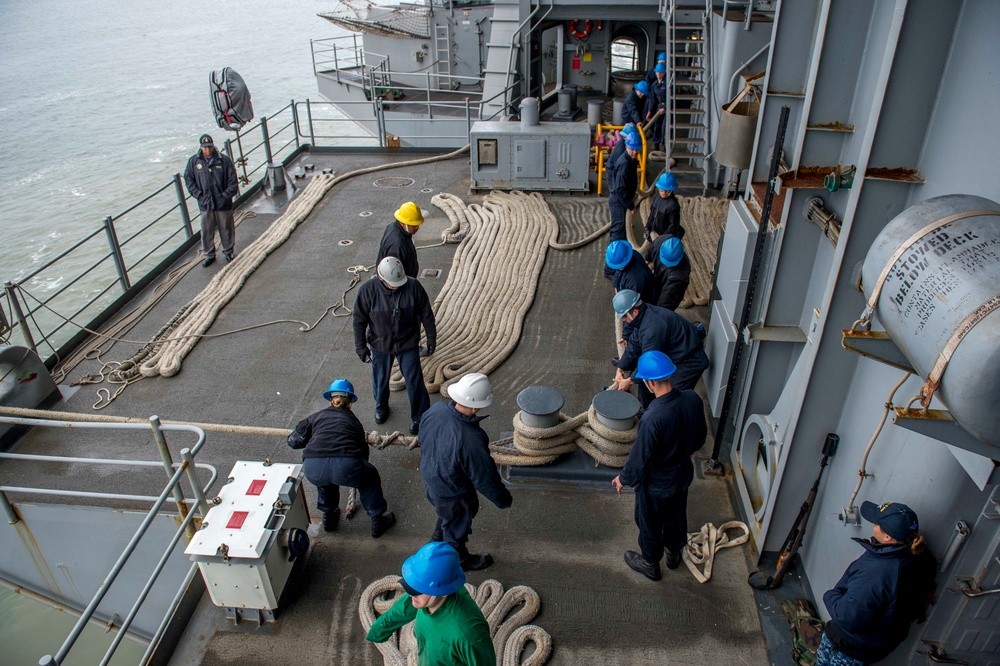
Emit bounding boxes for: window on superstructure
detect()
[610,38,639,73]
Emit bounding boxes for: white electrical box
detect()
[185,461,310,622]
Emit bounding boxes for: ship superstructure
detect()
[1,1,998,665]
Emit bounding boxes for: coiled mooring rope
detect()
[489,405,636,468]
[359,575,552,666]
[389,190,608,399]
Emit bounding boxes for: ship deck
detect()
[7,149,785,665]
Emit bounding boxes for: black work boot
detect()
[430,529,443,542]
[624,550,661,581]
[409,420,419,435]
[665,550,682,570]
[460,553,494,571]
[371,512,396,538]
[374,407,390,425]
[322,507,340,532]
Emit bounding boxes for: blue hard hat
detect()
[323,378,358,402]
[624,132,643,151]
[655,172,678,191]
[605,240,632,270]
[635,80,649,96]
[612,289,641,318]
[634,350,677,381]
[621,122,638,137]
[659,237,684,267]
[401,542,466,596]
[656,52,666,62]
[654,62,666,74]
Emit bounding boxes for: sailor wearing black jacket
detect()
[377,201,423,278]
[352,257,436,435]
[818,501,936,665]
[613,293,709,407]
[419,373,512,572]
[183,134,239,267]
[645,235,691,311]
[287,379,396,537]
[613,351,707,581]
[645,172,682,240]
[606,241,655,304]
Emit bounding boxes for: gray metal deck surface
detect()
[7,150,770,665]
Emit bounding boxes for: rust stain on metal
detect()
[864,167,924,182]
[750,182,786,227]
[807,121,854,132]
[766,89,805,98]
[15,520,64,599]
[775,165,838,191]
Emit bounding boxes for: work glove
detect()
[357,347,371,363]
[420,343,435,357]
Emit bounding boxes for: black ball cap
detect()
[199,134,214,147]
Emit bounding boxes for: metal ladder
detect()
[434,23,451,90]
[667,0,712,192]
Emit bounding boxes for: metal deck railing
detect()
[0,415,217,666]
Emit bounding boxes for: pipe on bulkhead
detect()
[939,521,971,572]
[841,371,911,524]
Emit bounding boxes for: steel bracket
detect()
[893,408,1000,463]
[841,329,914,372]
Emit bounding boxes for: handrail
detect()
[0,415,215,666]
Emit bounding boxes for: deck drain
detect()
[421,188,433,193]
[359,211,373,217]
[373,176,415,188]
[338,240,353,246]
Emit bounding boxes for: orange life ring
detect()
[568,20,592,41]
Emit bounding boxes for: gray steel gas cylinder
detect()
[860,194,1000,446]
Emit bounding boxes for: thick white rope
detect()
[130,147,469,379]
[359,575,552,666]
[682,521,750,584]
[489,405,636,468]
[390,191,557,398]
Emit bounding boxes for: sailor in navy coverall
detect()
[613,350,707,580]
[419,373,512,572]
[614,299,709,407]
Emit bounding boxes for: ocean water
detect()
[0,0,345,285]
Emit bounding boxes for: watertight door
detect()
[908,486,1000,665]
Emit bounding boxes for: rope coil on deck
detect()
[489,405,636,468]
[682,521,751,584]
[390,190,608,399]
[359,575,552,666]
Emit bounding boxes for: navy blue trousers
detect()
[428,491,480,559]
[371,347,431,421]
[303,456,388,519]
[671,361,706,392]
[635,483,688,563]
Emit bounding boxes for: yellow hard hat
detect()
[394,202,424,226]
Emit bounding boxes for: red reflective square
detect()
[246,479,267,496]
[226,511,249,529]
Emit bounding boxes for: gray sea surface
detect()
[0,0,345,285]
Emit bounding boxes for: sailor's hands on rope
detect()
[612,475,624,495]
[358,347,372,363]
[419,345,433,357]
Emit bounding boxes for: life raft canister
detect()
[568,19,592,40]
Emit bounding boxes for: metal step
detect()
[670,164,706,174]
[673,108,706,115]
[674,66,705,72]
[672,136,706,144]
[674,94,704,100]
[671,151,706,159]
[675,123,707,130]
[674,79,706,86]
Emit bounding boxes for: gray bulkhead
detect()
[716,1,1000,663]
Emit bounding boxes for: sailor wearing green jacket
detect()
[366,542,495,666]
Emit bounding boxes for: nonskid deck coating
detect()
[8,149,768,665]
